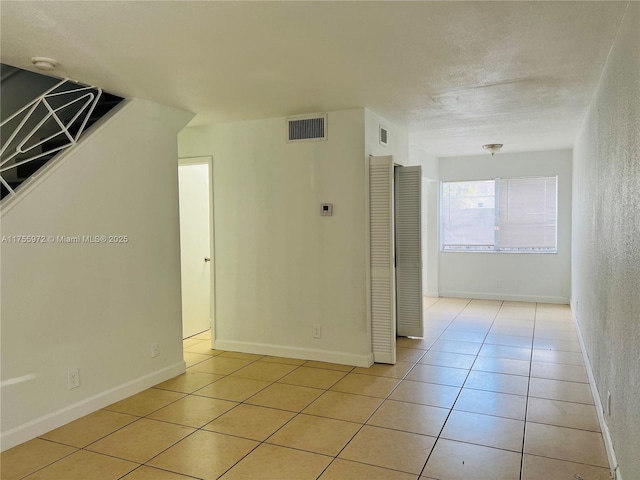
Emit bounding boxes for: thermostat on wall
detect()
[321,204,333,216]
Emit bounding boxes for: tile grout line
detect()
[518,302,538,480]
[89,353,317,478]
[181,359,336,479]
[20,303,601,480]
[34,391,208,479]
[233,366,350,478]
[183,355,359,479]
[34,314,444,477]
[133,359,305,479]
[417,299,503,478]
[314,296,461,479]
[12,442,80,480]
[116,464,203,480]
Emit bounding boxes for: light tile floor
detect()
[1,298,613,480]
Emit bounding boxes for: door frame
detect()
[178,155,215,345]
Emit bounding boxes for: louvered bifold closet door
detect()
[369,156,396,364]
[395,166,423,337]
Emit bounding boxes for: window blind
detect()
[442,180,496,251]
[441,176,558,253]
[498,177,557,251]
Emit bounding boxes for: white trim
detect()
[425,291,440,298]
[438,290,569,304]
[0,360,185,452]
[572,303,622,480]
[178,155,211,166]
[214,340,373,368]
[373,352,395,364]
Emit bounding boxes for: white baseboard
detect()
[214,340,374,368]
[425,291,439,298]
[438,290,569,304]
[373,351,394,364]
[1,360,185,452]
[572,303,622,480]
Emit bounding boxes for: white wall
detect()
[572,3,640,478]
[409,144,439,296]
[409,144,438,180]
[438,149,572,303]
[0,98,193,450]
[364,109,408,166]
[179,109,378,366]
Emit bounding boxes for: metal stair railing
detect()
[0,78,103,198]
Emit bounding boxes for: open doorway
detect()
[178,156,214,342]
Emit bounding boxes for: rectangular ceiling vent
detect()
[379,125,389,146]
[287,114,327,142]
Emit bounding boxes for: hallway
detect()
[2,298,610,479]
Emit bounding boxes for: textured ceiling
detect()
[0,1,629,157]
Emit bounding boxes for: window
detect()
[441,180,496,251]
[441,176,557,252]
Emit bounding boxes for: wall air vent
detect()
[379,125,389,146]
[287,114,327,142]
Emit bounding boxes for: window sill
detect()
[440,250,558,254]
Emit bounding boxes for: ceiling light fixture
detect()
[483,144,503,155]
[31,57,58,71]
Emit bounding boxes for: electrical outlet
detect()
[151,342,159,358]
[67,369,80,389]
[495,279,502,288]
[312,325,322,339]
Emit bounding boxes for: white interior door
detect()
[178,162,212,339]
[395,166,423,337]
[369,155,396,364]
